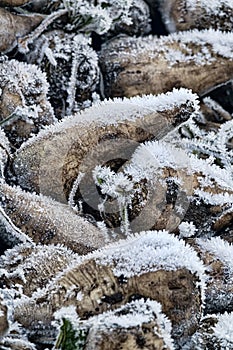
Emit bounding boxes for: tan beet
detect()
[0,59,56,148]
[196,237,233,314]
[0,0,31,5]
[99,29,233,98]
[0,244,79,297]
[12,89,199,203]
[0,8,44,53]
[0,181,114,254]
[157,0,233,32]
[0,295,9,337]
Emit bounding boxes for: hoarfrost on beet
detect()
[19,87,199,149]
[103,29,233,66]
[54,299,175,349]
[197,237,233,275]
[185,0,233,14]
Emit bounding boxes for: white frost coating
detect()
[213,312,233,346]
[37,31,100,116]
[93,165,134,234]
[0,128,10,178]
[89,298,173,335]
[190,155,233,191]
[0,244,77,287]
[91,230,206,285]
[54,305,79,325]
[194,190,233,206]
[91,140,193,234]
[54,300,174,349]
[179,221,197,238]
[118,138,232,208]
[186,117,232,164]
[171,117,233,170]
[88,299,174,349]
[164,117,233,207]
[197,237,233,274]
[0,58,49,99]
[50,231,206,303]
[125,140,191,183]
[18,88,199,150]
[0,337,37,350]
[0,129,10,152]
[66,34,99,115]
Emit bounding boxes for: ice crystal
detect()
[0,320,37,350]
[0,128,10,178]
[164,116,233,207]
[0,204,34,246]
[160,0,233,32]
[92,139,193,233]
[0,243,78,296]
[92,133,232,232]
[170,117,233,170]
[0,59,49,104]
[197,237,233,275]
[29,31,99,117]
[194,190,233,206]
[179,221,197,238]
[94,230,205,283]
[125,140,191,182]
[213,312,233,347]
[0,337,37,350]
[93,165,135,233]
[0,58,56,145]
[29,231,206,309]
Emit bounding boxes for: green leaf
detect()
[54,318,88,350]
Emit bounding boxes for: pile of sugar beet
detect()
[0,0,233,349]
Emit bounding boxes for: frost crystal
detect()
[170,117,233,170]
[160,0,233,32]
[92,230,206,288]
[197,237,233,275]
[179,221,197,238]
[29,31,99,117]
[0,243,78,296]
[0,129,10,178]
[0,58,56,146]
[0,181,112,252]
[0,58,49,103]
[213,312,233,347]
[164,115,233,207]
